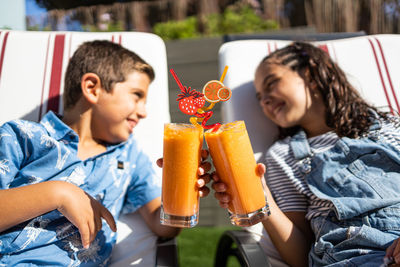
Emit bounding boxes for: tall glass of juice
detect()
[205,121,269,226]
[161,123,203,227]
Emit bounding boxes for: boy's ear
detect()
[81,73,102,104]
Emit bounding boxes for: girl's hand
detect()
[385,237,400,265]
[55,181,117,249]
[156,149,211,198]
[212,163,266,209]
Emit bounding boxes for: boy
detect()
[0,40,210,266]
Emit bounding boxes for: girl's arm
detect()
[0,181,116,248]
[385,237,400,265]
[260,178,313,267]
[213,163,312,267]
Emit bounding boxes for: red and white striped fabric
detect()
[218,34,400,162]
[0,30,170,266]
[0,30,170,170]
[218,34,400,267]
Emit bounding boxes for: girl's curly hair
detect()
[259,41,388,139]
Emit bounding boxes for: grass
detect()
[177,226,242,267]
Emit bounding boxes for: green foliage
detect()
[27,25,40,31]
[106,21,124,32]
[153,17,199,40]
[154,4,279,40]
[219,5,279,34]
[27,25,51,31]
[81,20,124,32]
[203,13,221,36]
[178,226,241,267]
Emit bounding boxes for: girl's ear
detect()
[81,73,102,104]
[301,68,318,90]
[309,80,318,90]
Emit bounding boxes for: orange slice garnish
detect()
[218,87,232,101]
[203,80,224,103]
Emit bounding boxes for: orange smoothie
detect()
[161,123,203,226]
[205,121,266,219]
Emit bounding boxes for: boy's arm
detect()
[138,197,181,238]
[0,181,116,248]
[0,123,116,247]
[0,181,61,233]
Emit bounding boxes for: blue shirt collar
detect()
[39,111,129,152]
[40,111,77,142]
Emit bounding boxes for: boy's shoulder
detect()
[1,118,46,138]
[0,112,70,152]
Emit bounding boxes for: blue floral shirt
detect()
[0,111,161,266]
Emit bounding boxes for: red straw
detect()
[170,69,185,92]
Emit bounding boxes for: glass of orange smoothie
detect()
[161,123,203,227]
[204,121,270,227]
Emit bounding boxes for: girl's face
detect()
[254,64,328,136]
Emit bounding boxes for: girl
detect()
[213,42,400,267]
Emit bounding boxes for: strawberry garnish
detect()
[179,96,197,115]
[177,86,205,115]
[193,96,205,108]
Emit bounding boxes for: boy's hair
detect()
[63,40,155,110]
[259,41,387,139]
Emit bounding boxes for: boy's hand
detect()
[212,163,266,209]
[156,149,211,198]
[55,181,117,249]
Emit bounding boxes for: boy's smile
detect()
[127,118,138,132]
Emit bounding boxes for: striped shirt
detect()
[265,116,400,221]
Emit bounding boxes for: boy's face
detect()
[93,71,150,144]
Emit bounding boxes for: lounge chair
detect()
[215,33,400,267]
[0,30,177,267]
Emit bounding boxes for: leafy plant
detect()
[81,20,124,32]
[153,17,199,40]
[27,25,52,31]
[154,4,279,40]
[219,5,279,34]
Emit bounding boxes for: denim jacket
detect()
[290,118,400,266]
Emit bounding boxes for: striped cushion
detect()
[218,34,400,265]
[218,34,400,161]
[0,30,171,262]
[0,30,170,171]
